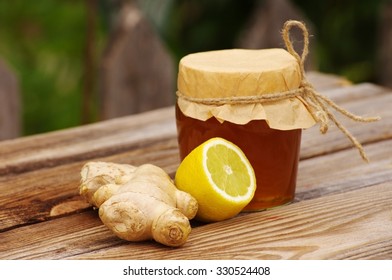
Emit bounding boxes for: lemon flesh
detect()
[175,137,256,222]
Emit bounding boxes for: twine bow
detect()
[282,20,379,162]
[177,20,380,162]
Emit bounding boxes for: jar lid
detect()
[176,48,316,130]
[178,48,301,99]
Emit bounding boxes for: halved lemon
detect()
[175,137,256,222]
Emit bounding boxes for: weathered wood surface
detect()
[0,72,391,259]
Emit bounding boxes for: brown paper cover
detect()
[177,48,316,130]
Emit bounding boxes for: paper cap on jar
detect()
[177,48,302,99]
[176,48,316,130]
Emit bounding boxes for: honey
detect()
[176,104,302,210]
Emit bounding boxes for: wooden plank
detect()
[1,130,391,234]
[0,94,391,232]
[0,106,176,176]
[300,92,391,159]
[0,79,387,177]
[0,211,120,260]
[1,77,391,260]
[0,138,180,231]
[315,82,389,104]
[297,138,392,199]
[1,181,391,260]
[1,137,391,257]
[72,182,392,260]
[306,71,352,91]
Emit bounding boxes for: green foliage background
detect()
[1,1,86,135]
[0,0,387,136]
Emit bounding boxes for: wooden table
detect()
[1,72,391,260]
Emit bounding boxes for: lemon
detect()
[175,137,256,222]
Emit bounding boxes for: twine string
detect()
[177,20,380,162]
[282,20,309,74]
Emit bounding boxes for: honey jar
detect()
[175,48,316,211]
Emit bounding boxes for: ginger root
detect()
[79,162,198,247]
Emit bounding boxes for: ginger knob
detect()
[79,162,198,247]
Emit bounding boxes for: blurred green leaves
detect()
[157,0,256,59]
[0,0,90,135]
[292,0,385,82]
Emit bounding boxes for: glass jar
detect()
[175,49,315,211]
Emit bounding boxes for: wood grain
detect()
[2,134,391,233]
[300,91,391,159]
[0,73,391,260]
[0,138,180,231]
[1,182,390,260]
[77,182,392,260]
[0,106,176,176]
